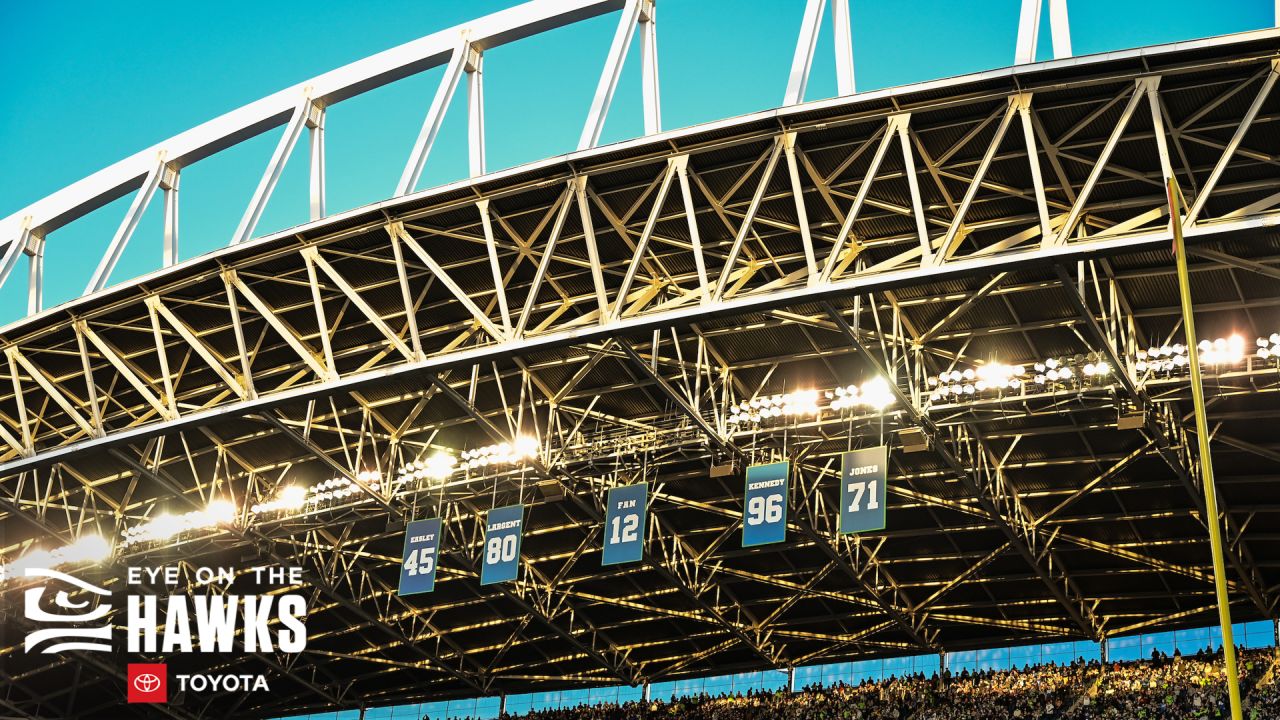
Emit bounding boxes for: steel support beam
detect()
[161,165,180,266]
[1016,0,1072,63]
[822,302,1099,638]
[466,46,486,178]
[85,158,166,295]
[639,0,660,135]
[617,339,936,651]
[307,103,327,220]
[397,41,469,196]
[579,0,644,150]
[1052,265,1271,616]
[232,97,313,245]
[1184,60,1280,226]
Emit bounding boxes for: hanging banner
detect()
[743,461,789,547]
[602,482,647,566]
[481,504,524,585]
[398,517,442,596]
[840,446,887,534]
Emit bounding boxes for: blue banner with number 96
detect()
[743,461,789,547]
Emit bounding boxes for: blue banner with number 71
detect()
[841,446,887,534]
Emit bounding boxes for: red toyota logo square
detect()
[127,663,168,704]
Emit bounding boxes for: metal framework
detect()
[3,3,1280,718]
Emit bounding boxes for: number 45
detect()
[404,548,435,576]
[847,481,880,513]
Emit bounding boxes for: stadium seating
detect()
[490,648,1276,720]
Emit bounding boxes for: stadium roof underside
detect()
[3,28,1280,720]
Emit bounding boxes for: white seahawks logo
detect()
[23,568,113,654]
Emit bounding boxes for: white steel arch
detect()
[0,0,1085,313]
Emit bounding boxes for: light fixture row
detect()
[1257,334,1280,360]
[459,436,540,469]
[121,500,236,547]
[107,437,537,555]
[397,453,458,482]
[9,330,1278,580]
[1136,335,1277,374]
[727,379,897,426]
[927,355,1113,403]
[0,534,113,581]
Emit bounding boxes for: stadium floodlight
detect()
[7,549,54,576]
[827,384,862,412]
[206,499,236,524]
[729,382,893,424]
[123,500,239,547]
[733,389,822,421]
[461,436,540,469]
[781,389,820,416]
[859,377,896,410]
[420,452,457,481]
[393,451,459,491]
[1197,335,1247,365]
[1136,344,1189,375]
[279,485,307,508]
[53,534,112,564]
[307,478,357,504]
[1258,333,1280,360]
[928,354,1128,405]
[1138,335,1257,373]
[1083,361,1111,377]
[303,471,386,507]
[930,362,1028,402]
[824,379,897,412]
[249,485,309,515]
[2,533,114,581]
[1027,357,1078,389]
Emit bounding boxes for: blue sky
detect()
[0,0,1273,323]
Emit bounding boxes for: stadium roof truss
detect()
[1,4,1280,717]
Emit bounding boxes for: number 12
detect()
[610,513,639,544]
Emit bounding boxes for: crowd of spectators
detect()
[1241,651,1280,720]
[1063,647,1273,719]
[489,646,1276,720]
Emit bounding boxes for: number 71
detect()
[847,480,879,513]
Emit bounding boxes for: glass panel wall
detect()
[273,622,1274,720]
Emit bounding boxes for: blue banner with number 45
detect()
[398,517,442,596]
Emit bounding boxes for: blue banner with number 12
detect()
[603,483,647,565]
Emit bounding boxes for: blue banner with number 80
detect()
[481,504,524,585]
